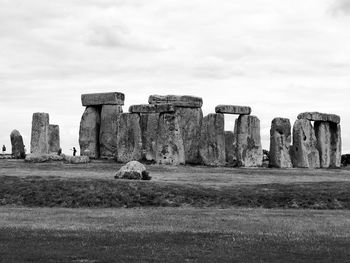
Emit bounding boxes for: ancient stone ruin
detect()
[269,112,342,168]
[10,129,25,158]
[30,112,60,155]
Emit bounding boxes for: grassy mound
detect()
[1,176,350,209]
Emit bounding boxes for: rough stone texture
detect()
[314,121,331,168]
[100,105,123,159]
[114,161,151,180]
[25,153,64,163]
[81,92,125,106]
[291,119,320,168]
[215,105,251,115]
[235,115,263,167]
[30,112,49,154]
[156,113,185,165]
[341,154,350,166]
[225,131,235,165]
[175,107,203,164]
[62,154,90,164]
[330,123,341,168]
[10,129,25,159]
[269,118,292,168]
[199,113,226,166]
[297,112,340,124]
[149,95,203,108]
[48,125,60,154]
[129,104,175,114]
[140,113,159,162]
[79,106,101,159]
[116,113,142,163]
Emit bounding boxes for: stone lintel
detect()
[215,105,251,115]
[297,112,340,124]
[129,104,175,113]
[148,95,203,108]
[81,92,125,106]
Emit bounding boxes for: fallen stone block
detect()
[199,113,226,166]
[297,112,340,124]
[116,113,142,163]
[114,161,151,180]
[81,92,125,106]
[48,125,60,154]
[235,115,263,167]
[100,105,123,159]
[129,104,175,113]
[62,154,90,164]
[291,119,320,168]
[79,106,101,159]
[215,105,251,115]
[25,153,64,163]
[10,129,25,159]
[269,118,292,168]
[148,95,203,108]
[156,113,185,165]
[30,112,49,154]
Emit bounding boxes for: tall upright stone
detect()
[100,105,123,159]
[175,107,203,164]
[30,112,49,154]
[116,113,142,163]
[225,131,235,165]
[269,118,292,168]
[156,113,185,165]
[79,107,101,158]
[330,123,341,168]
[291,119,320,168]
[10,129,25,158]
[48,125,60,154]
[140,113,160,162]
[199,113,226,166]
[235,115,263,167]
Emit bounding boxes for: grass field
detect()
[1,159,350,262]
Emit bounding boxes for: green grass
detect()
[0,207,349,263]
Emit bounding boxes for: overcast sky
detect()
[1,0,350,154]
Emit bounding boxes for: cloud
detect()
[331,0,350,15]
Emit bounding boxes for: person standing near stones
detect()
[2,145,6,154]
[73,147,77,156]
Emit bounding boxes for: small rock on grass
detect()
[115,161,151,180]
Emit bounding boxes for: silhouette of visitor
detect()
[73,147,77,156]
[2,145,6,154]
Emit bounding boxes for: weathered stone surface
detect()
[116,113,142,163]
[30,112,49,154]
[291,119,320,168]
[314,121,331,168]
[10,129,25,159]
[62,154,90,164]
[330,123,341,168]
[225,131,235,165]
[114,161,151,180]
[199,113,226,166]
[25,153,64,163]
[215,105,251,115]
[269,118,292,168]
[235,115,263,167]
[81,92,125,106]
[48,125,60,154]
[297,112,340,124]
[100,105,123,159]
[156,113,185,165]
[79,107,101,158]
[129,104,175,113]
[140,113,159,162]
[175,107,203,164]
[149,95,203,108]
[341,154,350,166]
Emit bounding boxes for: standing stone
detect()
[79,107,101,158]
[48,125,60,154]
[10,129,25,158]
[199,113,226,166]
[156,113,185,165]
[116,113,142,163]
[175,107,203,164]
[30,112,49,154]
[291,119,320,168]
[225,131,235,165]
[330,123,341,168]
[100,105,123,159]
[269,118,292,168]
[314,121,331,168]
[140,113,160,162]
[235,115,263,167]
